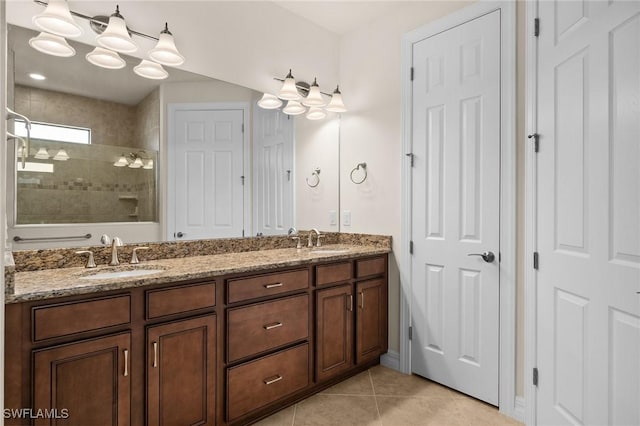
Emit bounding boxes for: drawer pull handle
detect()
[264,375,283,385]
[264,282,284,289]
[348,294,353,311]
[123,349,129,377]
[360,291,364,309]
[264,322,283,330]
[153,341,158,368]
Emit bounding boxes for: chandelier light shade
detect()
[148,23,185,66]
[306,107,327,120]
[32,0,82,38]
[257,93,283,110]
[143,159,154,169]
[34,147,50,160]
[113,155,129,167]
[86,47,126,69]
[129,157,144,168]
[302,78,326,107]
[96,6,137,53]
[278,70,301,100]
[53,149,70,161]
[134,59,169,80]
[29,32,76,57]
[325,86,347,113]
[282,100,307,116]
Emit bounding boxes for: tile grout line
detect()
[370,368,383,426]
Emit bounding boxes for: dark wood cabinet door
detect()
[33,332,131,426]
[356,279,387,364]
[146,314,216,426]
[315,284,353,382]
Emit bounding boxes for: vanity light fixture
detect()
[32,0,82,38]
[133,60,169,80]
[129,157,144,169]
[302,78,326,107]
[143,159,154,170]
[278,70,301,101]
[34,147,50,159]
[257,93,283,110]
[86,47,126,69]
[113,155,129,167]
[96,5,137,53]
[282,100,307,116]
[306,107,326,121]
[259,70,347,119]
[325,86,347,113]
[52,148,69,161]
[29,1,185,80]
[28,32,75,57]
[148,23,185,66]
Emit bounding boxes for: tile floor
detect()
[255,365,523,426]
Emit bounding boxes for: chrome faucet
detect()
[288,227,302,249]
[308,228,321,248]
[109,237,123,266]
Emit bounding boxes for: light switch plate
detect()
[329,210,337,226]
[342,210,351,226]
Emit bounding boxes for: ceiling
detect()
[271,1,412,35]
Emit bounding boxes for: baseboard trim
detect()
[380,350,400,371]
[513,396,525,422]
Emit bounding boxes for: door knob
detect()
[468,251,495,263]
[175,232,185,238]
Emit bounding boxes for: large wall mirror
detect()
[6,23,340,248]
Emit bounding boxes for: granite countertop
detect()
[7,244,390,303]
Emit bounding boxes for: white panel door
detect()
[253,107,294,236]
[173,109,244,240]
[536,1,640,424]
[411,10,501,405]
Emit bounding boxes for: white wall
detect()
[295,117,340,232]
[338,0,473,358]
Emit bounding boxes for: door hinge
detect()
[240,175,245,186]
[533,367,539,386]
[406,153,415,167]
[241,123,245,133]
[409,240,414,255]
[528,133,540,153]
[533,252,539,270]
[410,67,414,81]
[534,18,540,37]
[409,326,413,340]
[242,229,245,237]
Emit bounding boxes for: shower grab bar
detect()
[6,107,31,164]
[14,233,92,242]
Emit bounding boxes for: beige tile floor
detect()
[255,365,523,426]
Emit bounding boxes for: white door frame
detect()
[524,2,537,425]
[166,102,251,240]
[400,0,518,419]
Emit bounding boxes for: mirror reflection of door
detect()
[253,107,294,236]
[169,104,247,240]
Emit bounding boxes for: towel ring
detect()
[306,168,321,188]
[350,162,367,185]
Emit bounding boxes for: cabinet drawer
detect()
[227,294,308,362]
[356,256,386,278]
[146,282,216,319]
[33,295,130,342]
[227,269,309,304]
[227,343,309,421]
[316,262,352,286]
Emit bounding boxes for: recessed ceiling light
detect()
[28,73,47,81]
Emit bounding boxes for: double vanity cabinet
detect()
[5,252,388,425]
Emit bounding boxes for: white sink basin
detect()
[80,269,164,280]
[310,248,351,255]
